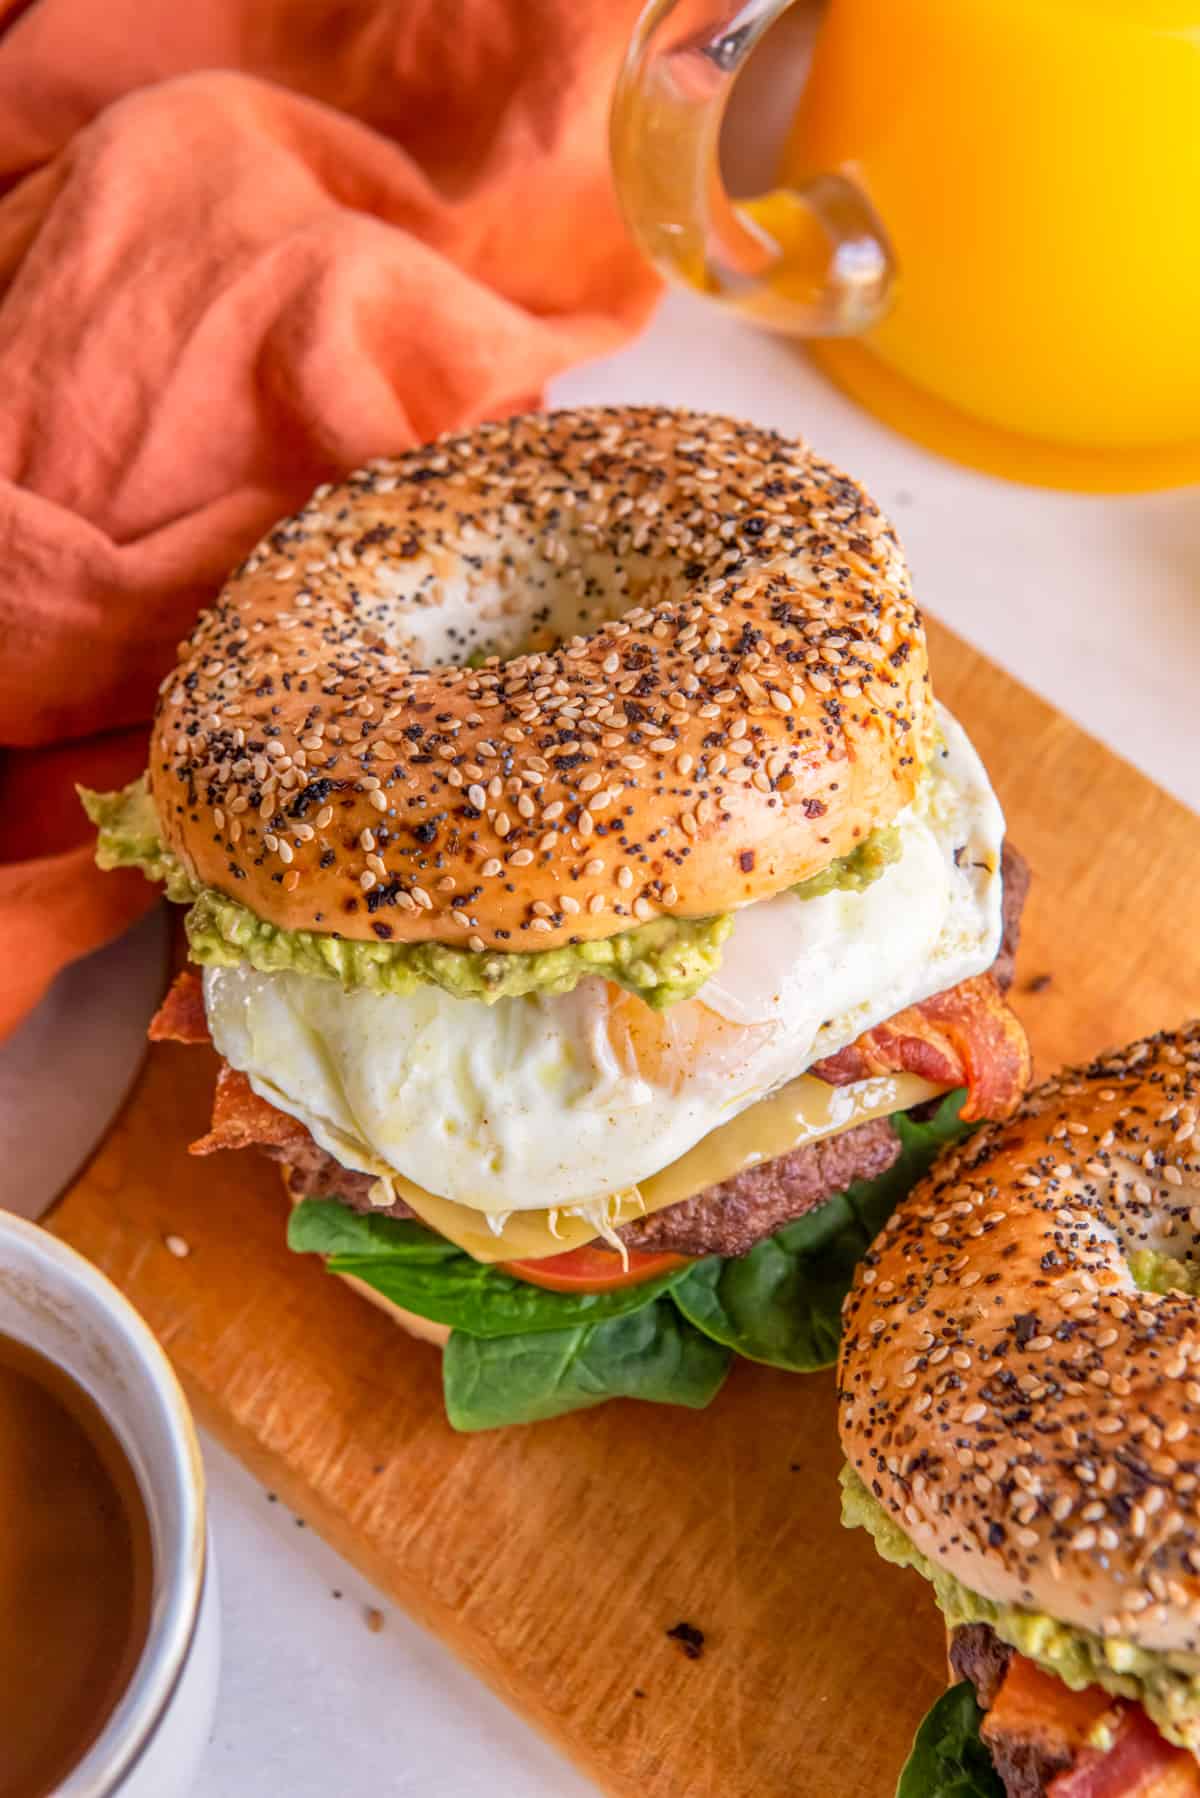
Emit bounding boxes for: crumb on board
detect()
[366,1607,385,1634]
[666,1621,705,1661]
[164,1233,191,1258]
[1026,972,1053,993]
[633,1688,647,1700]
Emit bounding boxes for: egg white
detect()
[204,704,1005,1214]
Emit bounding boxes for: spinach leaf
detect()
[289,1200,461,1262]
[443,1301,731,1431]
[896,1683,1004,1798]
[671,1092,971,1372]
[288,1198,692,1337]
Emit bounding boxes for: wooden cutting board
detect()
[50,618,1200,1797]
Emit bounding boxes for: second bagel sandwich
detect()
[84,406,1031,1431]
[840,1023,1200,1795]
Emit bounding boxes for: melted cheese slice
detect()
[383,1070,943,1261]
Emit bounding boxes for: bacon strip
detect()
[809,972,1030,1122]
[149,969,210,1043]
[982,1653,1200,1797]
[983,1654,1117,1786]
[188,1063,309,1156]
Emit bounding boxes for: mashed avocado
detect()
[185,885,732,1007]
[80,778,731,1008]
[1128,1249,1200,1296]
[841,1467,1200,1751]
[791,826,902,900]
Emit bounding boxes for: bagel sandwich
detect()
[84,406,1031,1431]
[839,1024,1200,1796]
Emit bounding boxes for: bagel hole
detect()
[357,532,695,670]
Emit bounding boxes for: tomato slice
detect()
[500,1243,690,1292]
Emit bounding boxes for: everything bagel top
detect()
[145,406,935,954]
[840,1024,1200,1684]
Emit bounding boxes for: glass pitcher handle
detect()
[611,0,894,335]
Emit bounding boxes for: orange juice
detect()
[780,0,1200,484]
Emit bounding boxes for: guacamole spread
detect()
[841,1466,1200,1750]
[791,826,901,901]
[185,885,732,1006]
[80,778,731,1008]
[1128,1249,1200,1297]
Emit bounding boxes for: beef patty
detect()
[276,843,1030,1261]
[950,1622,1013,1712]
[617,1116,900,1256]
[276,1112,904,1260]
[993,842,1029,995]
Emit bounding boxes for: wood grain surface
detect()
[50,619,1200,1797]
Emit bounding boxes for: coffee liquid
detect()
[0,1333,153,1798]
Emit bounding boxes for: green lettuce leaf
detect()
[671,1091,972,1371]
[78,778,199,904]
[288,1198,694,1337]
[896,1683,1004,1798]
[443,1302,731,1431]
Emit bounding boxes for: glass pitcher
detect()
[612,0,1200,491]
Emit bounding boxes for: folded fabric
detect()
[0,0,657,1035]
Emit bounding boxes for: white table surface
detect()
[20,289,1200,1795]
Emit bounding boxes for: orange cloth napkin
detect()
[0,0,658,1036]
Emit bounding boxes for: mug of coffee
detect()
[612,0,1200,489]
[0,1211,218,1798]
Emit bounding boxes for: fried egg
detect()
[204,704,1004,1214]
